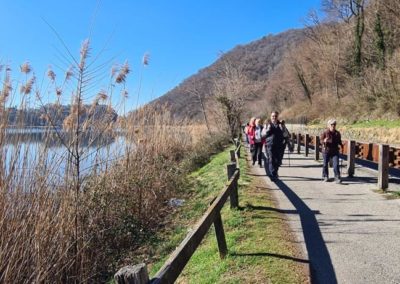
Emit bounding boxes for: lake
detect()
[2,129,133,188]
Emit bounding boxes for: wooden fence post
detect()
[115,264,149,284]
[227,163,236,179]
[297,133,301,154]
[230,150,236,163]
[378,144,389,190]
[314,136,320,161]
[213,212,228,259]
[305,134,309,157]
[236,145,241,159]
[227,163,238,208]
[347,140,355,178]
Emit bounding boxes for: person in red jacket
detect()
[246,117,256,153]
[320,119,343,183]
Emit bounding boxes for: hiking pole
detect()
[340,147,344,176]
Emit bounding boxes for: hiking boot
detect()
[323,177,329,182]
[335,177,342,184]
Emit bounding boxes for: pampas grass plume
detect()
[97,90,108,101]
[142,53,150,66]
[115,61,130,84]
[20,62,32,74]
[65,67,73,81]
[47,67,56,81]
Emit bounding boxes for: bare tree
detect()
[184,80,212,135]
[323,0,366,74]
[293,62,313,105]
[212,60,255,139]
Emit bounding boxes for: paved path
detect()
[249,151,400,284]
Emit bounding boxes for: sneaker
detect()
[323,177,329,182]
[335,177,342,184]
[252,161,255,166]
[259,164,263,168]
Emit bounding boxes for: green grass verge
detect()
[373,189,400,199]
[147,146,237,275]
[148,146,308,283]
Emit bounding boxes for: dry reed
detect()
[0,43,223,283]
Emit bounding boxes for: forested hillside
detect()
[3,104,117,128]
[146,0,400,125]
[147,29,305,121]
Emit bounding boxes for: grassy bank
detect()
[294,119,400,145]
[345,120,400,128]
[145,147,309,283]
[308,119,400,129]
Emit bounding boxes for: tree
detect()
[293,62,313,105]
[212,60,255,139]
[323,0,366,74]
[184,80,212,135]
[373,11,386,69]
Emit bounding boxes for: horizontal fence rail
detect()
[115,143,241,284]
[291,132,400,190]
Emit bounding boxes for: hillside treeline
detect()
[3,103,117,128]
[274,0,400,121]
[150,0,400,128]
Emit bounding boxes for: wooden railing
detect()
[292,132,400,190]
[114,141,242,284]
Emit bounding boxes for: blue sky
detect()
[0,0,321,112]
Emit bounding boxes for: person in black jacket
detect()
[279,120,294,165]
[320,119,343,183]
[262,111,284,181]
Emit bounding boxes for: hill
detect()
[147,29,306,121]
[145,0,400,126]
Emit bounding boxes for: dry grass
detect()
[0,41,226,283]
[292,123,400,146]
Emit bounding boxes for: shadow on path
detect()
[279,176,323,182]
[281,164,322,169]
[248,173,268,177]
[245,203,321,215]
[274,179,338,284]
[230,252,310,264]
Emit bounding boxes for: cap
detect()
[327,119,337,126]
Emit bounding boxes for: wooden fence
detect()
[114,141,242,284]
[292,132,400,190]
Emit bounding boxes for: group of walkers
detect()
[244,111,293,181]
[244,112,343,183]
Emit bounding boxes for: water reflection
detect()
[2,129,132,187]
[4,128,119,147]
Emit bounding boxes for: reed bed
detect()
[0,41,227,283]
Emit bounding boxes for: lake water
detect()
[2,129,133,187]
